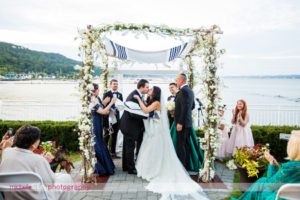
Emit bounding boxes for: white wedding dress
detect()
[136,95,208,200]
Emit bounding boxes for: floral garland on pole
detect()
[77,26,98,183]
[198,27,225,182]
[77,23,223,182]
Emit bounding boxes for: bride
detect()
[133,86,208,200]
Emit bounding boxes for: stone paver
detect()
[71,158,234,200]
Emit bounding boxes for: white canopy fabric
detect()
[104,38,192,63]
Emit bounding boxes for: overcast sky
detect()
[0,0,300,75]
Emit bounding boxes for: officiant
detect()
[103,79,123,158]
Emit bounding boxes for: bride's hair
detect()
[148,86,161,104]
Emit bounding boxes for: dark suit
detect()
[120,90,146,171]
[103,90,123,154]
[167,95,176,127]
[174,85,195,169]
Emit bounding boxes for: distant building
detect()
[5,72,17,80]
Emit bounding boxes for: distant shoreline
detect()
[223,75,300,79]
[1,74,300,82]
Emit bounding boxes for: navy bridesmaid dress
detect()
[91,97,115,176]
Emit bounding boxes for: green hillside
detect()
[0,42,80,75]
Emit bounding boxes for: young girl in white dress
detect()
[227,99,254,156]
[216,105,229,160]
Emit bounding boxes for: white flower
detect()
[80,169,85,176]
[87,84,94,91]
[88,168,94,176]
[226,159,237,170]
[166,101,175,111]
[79,137,84,143]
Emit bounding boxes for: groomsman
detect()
[167,82,178,127]
[103,79,123,158]
[174,73,195,169]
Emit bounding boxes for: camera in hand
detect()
[7,128,14,137]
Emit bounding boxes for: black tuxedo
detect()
[120,90,147,172]
[167,95,176,127]
[174,85,195,169]
[103,90,123,154]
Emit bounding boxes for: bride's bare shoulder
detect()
[153,101,161,111]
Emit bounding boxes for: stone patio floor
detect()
[70,158,234,200]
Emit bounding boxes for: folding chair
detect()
[275,183,300,200]
[0,171,48,200]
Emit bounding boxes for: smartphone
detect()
[7,128,14,137]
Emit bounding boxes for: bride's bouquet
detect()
[166,101,175,111]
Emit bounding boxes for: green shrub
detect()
[0,121,79,151]
[251,125,299,162]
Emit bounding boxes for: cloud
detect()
[0,0,300,75]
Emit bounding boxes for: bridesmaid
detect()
[91,83,117,176]
[170,114,204,171]
[227,99,254,156]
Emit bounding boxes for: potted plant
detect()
[233,144,270,181]
[34,141,74,173]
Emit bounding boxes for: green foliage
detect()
[233,144,269,177]
[0,42,80,75]
[40,141,54,153]
[251,125,299,162]
[0,121,79,151]
[69,152,82,163]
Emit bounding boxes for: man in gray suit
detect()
[174,73,195,169]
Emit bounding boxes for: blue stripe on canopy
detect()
[109,40,117,56]
[169,45,182,61]
[114,43,127,60]
[180,43,188,55]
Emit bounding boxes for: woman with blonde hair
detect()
[232,130,300,200]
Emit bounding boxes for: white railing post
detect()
[0,100,2,120]
[277,105,281,125]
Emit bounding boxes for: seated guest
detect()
[232,130,300,200]
[0,125,74,200]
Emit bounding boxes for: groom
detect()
[120,79,149,174]
[174,73,195,169]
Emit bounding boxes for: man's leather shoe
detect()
[128,169,137,175]
[112,154,121,159]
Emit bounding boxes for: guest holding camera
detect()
[232,130,300,200]
[0,125,74,200]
